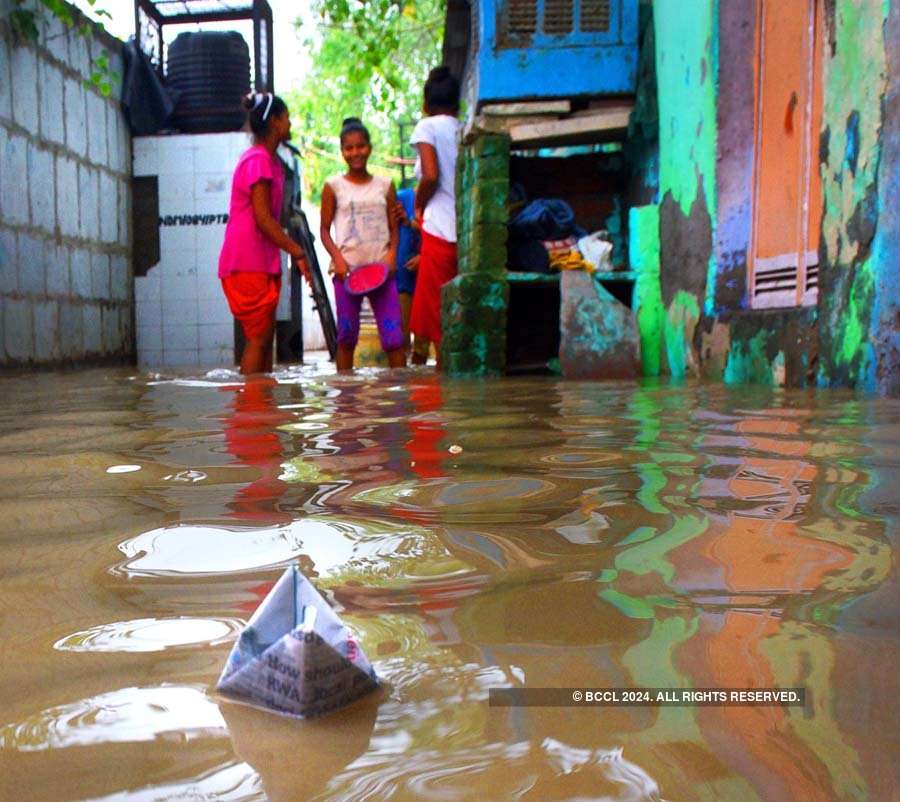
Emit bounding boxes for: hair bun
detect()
[342,116,362,127]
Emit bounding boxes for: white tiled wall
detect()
[133,132,291,369]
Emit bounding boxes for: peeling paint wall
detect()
[449,0,896,392]
[713,0,755,313]
[700,0,820,390]
[651,0,717,379]
[640,0,895,393]
[818,0,897,394]
[717,309,818,388]
[872,0,900,396]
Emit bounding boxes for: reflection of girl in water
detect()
[221,377,292,524]
[406,376,448,480]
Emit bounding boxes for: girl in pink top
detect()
[219,92,309,374]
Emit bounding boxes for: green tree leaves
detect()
[6,0,115,96]
[286,0,445,202]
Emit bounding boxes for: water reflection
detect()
[0,686,225,750]
[85,763,262,802]
[54,617,243,653]
[221,696,379,801]
[116,521,355,577]
[221,377,293,524]
[0,369,896,801]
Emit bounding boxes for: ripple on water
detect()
[331,738,666,801]
[84,762,262,802]
[352,477,563,524]
[53,617,244,653]
[0,686,226,751]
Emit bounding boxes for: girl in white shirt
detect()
[321,118,405,371]
[409,67,461,370]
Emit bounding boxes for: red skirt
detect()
[410,229,457,345]
[221,272,281,339]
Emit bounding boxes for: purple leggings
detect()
[333,277,404,352]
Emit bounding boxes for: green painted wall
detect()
[448,0,897,393]
[630,204,663,376]
[817,0,895,393]
[652,0,718,379]
[655,0,718,224]
[636,0,895,393]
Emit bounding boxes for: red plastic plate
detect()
[345,262,389,296]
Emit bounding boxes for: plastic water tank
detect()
[166,31,251,133]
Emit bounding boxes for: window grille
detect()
[543,0,574,35]
[580,0,611,32]
[507,0,538,34]
[502,0,613,40]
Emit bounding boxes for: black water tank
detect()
[166,31,251,133]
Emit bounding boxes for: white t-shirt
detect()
[325,173,391,268]
[411,115,460,243]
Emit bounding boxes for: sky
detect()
[71,0,313,93]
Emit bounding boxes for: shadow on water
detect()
[0,366,896,801]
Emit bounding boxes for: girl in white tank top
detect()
[325,172,393,268]
[320,118,405,371]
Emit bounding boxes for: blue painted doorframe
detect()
[476,0,639,103]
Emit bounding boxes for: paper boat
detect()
[217,565,379,718]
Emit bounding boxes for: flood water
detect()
[0,366,896,801]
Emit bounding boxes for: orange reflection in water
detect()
[673,414,861,801]
[405,378,449,481]
[221,377,293,524]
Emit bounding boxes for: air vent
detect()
[752,250,819,309]
[508,0,538,34]
[802,261,819,305]
[580,0,611,32]
[543,0,574,34]
[805,265,818,292]
[752,261,798,309]
[754,266,798,295]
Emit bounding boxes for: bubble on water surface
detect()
[106,464,141,474]
[162,469,207,483]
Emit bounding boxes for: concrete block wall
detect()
[0,4,132,367]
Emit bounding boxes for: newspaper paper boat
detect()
[217,565,379,718]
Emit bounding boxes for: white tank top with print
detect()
[326,174,392,269]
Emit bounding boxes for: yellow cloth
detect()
[549,249,594,273]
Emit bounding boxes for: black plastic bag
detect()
[120,38,180,136]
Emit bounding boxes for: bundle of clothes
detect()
[507,191,613,275]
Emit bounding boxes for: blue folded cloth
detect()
[509,198,582,240]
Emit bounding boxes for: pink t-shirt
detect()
[218,145,285,277]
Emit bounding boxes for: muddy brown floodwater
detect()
[0,366,896,801]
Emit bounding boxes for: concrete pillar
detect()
[442,132,510,376]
